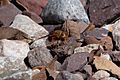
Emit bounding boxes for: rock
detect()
[29,38,47,49]
[93,56,120,77]
[102,24,113,32]
[1,69,32,80]
[10,14,48,40]
[62,20,88,40]
[17,0,48,15]
[74,44,103,53]
[100,36,113,50]
[0,39,31,80]
[92,70,110,80]
[80,0,87,7]
[0,3,21,26]
[56,71,84,80]
[84,28,109,39]
[112,19,120,50]
[32,69,47,80]
[22,11,43,23]
[60,52,89,72]
[41,0,89,24]
[48,36,80,63]
[0,21,3,27]
[84,36,100,44]
[43,24,62,33]
[27,47,53,68]
[101,77,118,80]
[107,51,120,62]
[84,65,92,76]
[86,0,120,26]
[0,39,29,59]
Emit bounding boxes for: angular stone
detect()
[0,39,31,80]
[74,44,103,53]
[86,0,120,26]
[84,65,92,76]
[112,19,120,50]
[60,52,89,72]
[0,39,29,59]
[27,47,53,68]
[93,56,120,77]
[80,0,87,7]
[84,28,109,39]
[56,71,84,80]
[100,36,113,50]
[10,14,48,40]
[92,70,110,80]
[107,51,120,62]
[17,0,48,15]
[41,0,89,24]
[22,11,43,23]
[0,3,21,26]
[29,38,47,49]
[63,20,88,40]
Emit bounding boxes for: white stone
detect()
[10,14,48,39]
[0,39,31,79]
[0,39,29,60]
[92,70,110,79]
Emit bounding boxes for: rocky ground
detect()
[0,0,120,80]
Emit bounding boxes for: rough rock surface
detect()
[56,71,84,80]
[0,39,31,80]
[0,3,21,26]
[22,11,43,23]
[17,0,48,15]
[86,0,120,26]
[60,52,89,72]
[106,51,120,62]
[92,70,110,80]
[10,14,48,40]
[29,37,47,49]
[41,0,89,24]
[27,47,53,68]
[74,44,103,53]
[112,19,120,50]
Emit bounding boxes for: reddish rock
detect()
[60,52,89,72]
[100,36,113,50]
[0,3,21,26]
[17,0,48,15]
[86,0,120,26]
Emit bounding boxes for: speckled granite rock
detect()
[10,14,48,40]
[0,39,31,80]
[27,47,53,68]
[41,0,89,24]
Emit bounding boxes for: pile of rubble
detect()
[0,0,120,80]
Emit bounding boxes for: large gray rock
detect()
[0,39,31,80]
[56,71,84,80]
[41,0,89,24]
[27,47,53,68]
[10,14,48,40]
